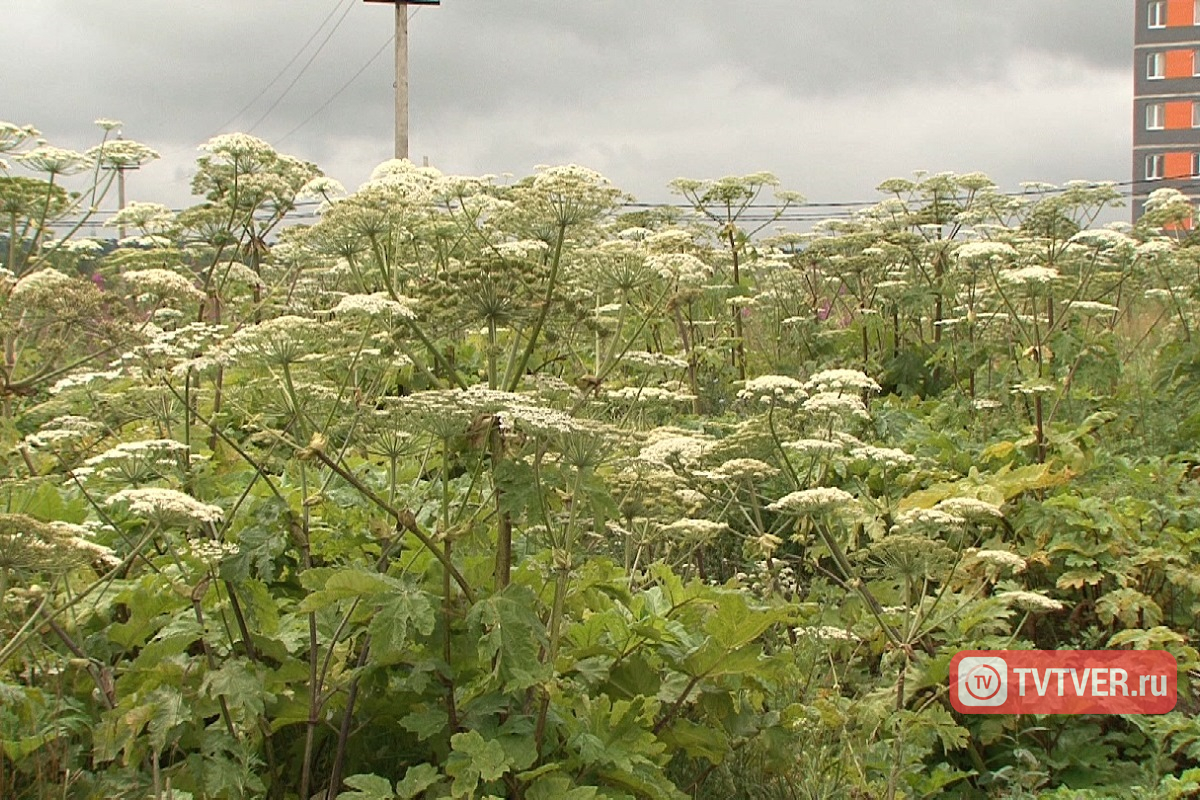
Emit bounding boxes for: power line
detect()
[246,0,358,134]
[210,0,349,136]
[38,173,1198,233]
[277,8,422,146]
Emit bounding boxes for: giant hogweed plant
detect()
[2,118,1200,799]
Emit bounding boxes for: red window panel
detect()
[1165,49,1195,78]
[1166,101,1193,128]
[1163,151,1193,178]
[1167,0,1194,26]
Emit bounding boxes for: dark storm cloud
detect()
[0,1,1133,212]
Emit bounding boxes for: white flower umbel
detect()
[891,507,966,534]
[1010,380,1057,396]
[215,315,323,366]
[783,438,845,457]
[849,444,916,469]
[803,391,870,421]
[606,386,695,404]
[1063,300,1120,316]
[804,369,881,396]
[49,369,124,395]
[707,458,779,481]
[622,351,689,371]
[648,252,712,287]
[658,519,729,541]
[11,269,73,302]
[495,239,551,260]
[997,590,1063,612]
[90,139,159,170]
[108,202,176,233]
[0,514,120,572]
[15,145,90,176]
[998,266,1060,286]
[82,439,190,481]
[1068,228,1137,252]
[638,432,714,468]
[59,238,106,256]
[738,375,808,406]
[972,549,1027,573]
[795,625,858,642]
[187,539,239,566]
[767,487,855,514]
[1137,239,1176,257]
[122,269,204,302]
[106,488,223,526]
[23,415,102,449]
[956,241,1018,265]
[934,497,1003,521]
[329,292,417,319]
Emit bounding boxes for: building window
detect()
[1147,154,1165,180]
[1148,103,1166,129]
[1151,0,1167,27]
[1193,152,1200,175]
[1195,0,1200,24]
[1194,101,1200,127]
[1149,52,1166,78]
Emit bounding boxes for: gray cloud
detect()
[0,1,1134,216]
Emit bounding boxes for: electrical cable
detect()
[275,6,421,144]
[210,0,349,136]
[246,0,358,134]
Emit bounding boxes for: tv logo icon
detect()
[957,656,1008,706]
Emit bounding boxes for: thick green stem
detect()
[307,446,475,602]
[727,226,747,382]
[507,223,567,392]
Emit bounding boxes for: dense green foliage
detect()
[2,122,1200,799]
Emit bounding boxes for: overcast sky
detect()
[2,1,1132,218]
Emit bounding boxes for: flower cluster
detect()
[767,487,855,514]
[849,444,916,469]
[105,488,223,526]
[934,497,1003,521]
[10,269,74,303]
[622,351,689,371]
[122,269,204,303]
[648,253,712,286]
[657,518,729,541]
[704,458,779,482]
[213,315,323,366]
[0,513,119,572]
[804,369,881,395]
[970,549,1027,573]
[330,292,417,319]
[803,391,869,421]
[23,415,102,449]
[890,507,966,533]
[637,430,715,468]
[75,439,190,481]
[998,266,1060,286]
[956,241,1017,264]
[738,375,808,406]
[997,590,1063,612]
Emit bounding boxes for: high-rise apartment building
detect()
[1134,0,1200,220]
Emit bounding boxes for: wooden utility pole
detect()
[394,3,408,159]
[365,0,439,161]
[116,135,128,240]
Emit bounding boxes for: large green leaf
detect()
[467,586,550,692]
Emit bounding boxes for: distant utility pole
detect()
[364,0,440,160]
[99,132,133,240]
